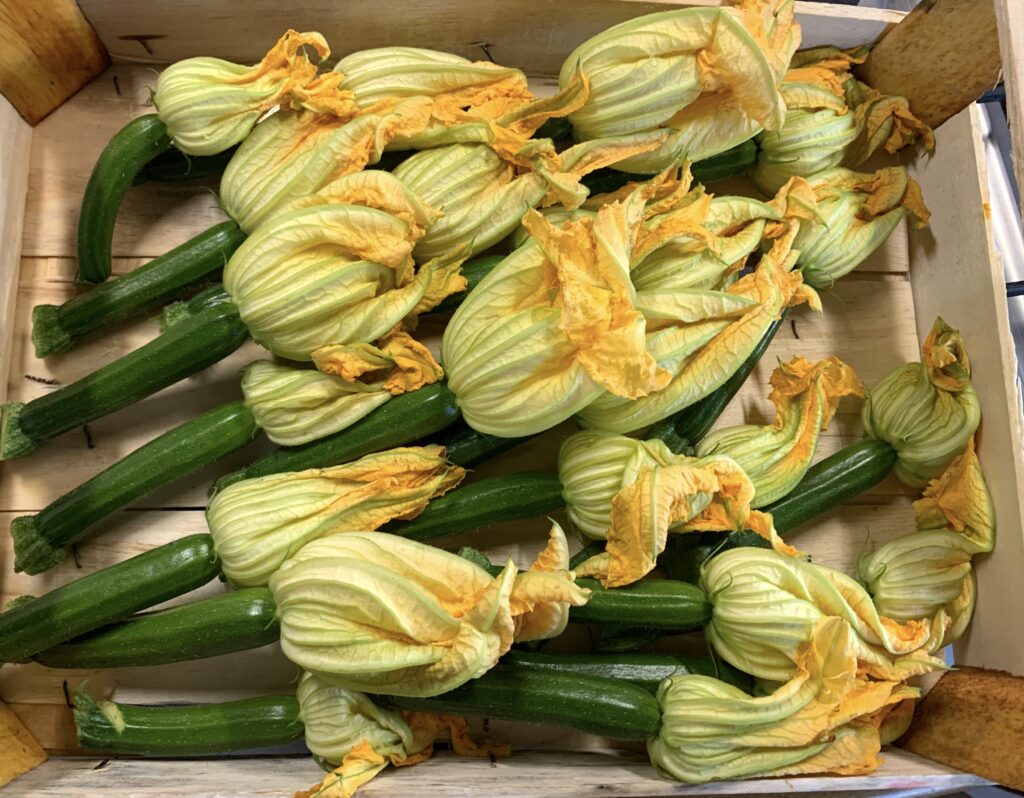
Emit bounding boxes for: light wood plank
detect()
[76,0,899,68]
[906,105,1024,677]
[858,0,1002,131]
[2,749,988,798]
[0,0,108,125]
[994,0,1024,207]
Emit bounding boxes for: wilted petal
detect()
[313,329,444,396]
[510,522,591,641]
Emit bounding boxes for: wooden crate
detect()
[1,1,1022,795]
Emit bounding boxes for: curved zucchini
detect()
[33,222,246,358]
[647,315,784,453]
[0,534,220,663]
[389,472,564,543]
[502,650,753,694]
[217,382,461,489]
[388,665,661,740]
[134,145,238,184]
[35,587,278,669]
[77,115,172,284]
[11,401,259,575]
[1,300,249,461]
[75,692,302,756]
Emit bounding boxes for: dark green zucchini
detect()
[647,315,784,453]
[387,665,661,740]
[35,587,278,669]
[429,421,530,469]
[216,382,461,490]
[660,440,897,582]
[388,472,564,543]
[0,534,219,663]
[33,221,246,358]
[1,300,249,461]
[74,692,303,756]
[502,650,752,694]
[572,578,710,631]
[134,145,238,184]
[426,254,505,315]
[11,401,259,575]
[77,115,172,284]
[161,284,233,330]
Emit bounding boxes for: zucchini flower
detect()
[859,437,994,645]
[269,525,589,696]
[298,670,507,797]
[863,317,981,487]
[695,356,863,506]
[562,0,799,173]
[577,225,821,434]
[207,446,464,587]
[650,617,919,783]
[441,179,671,437]
[241,330,443,446]
[753,46,934,194]
[789,167,930,289]
[559,430,772,588]
[702,545,945,682]
[154,30,356,156]
[393,134,672,261]
[223,194,463,361]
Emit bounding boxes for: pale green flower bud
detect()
[862,317,980,487]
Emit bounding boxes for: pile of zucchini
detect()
[1,4,993,792]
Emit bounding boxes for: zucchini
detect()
[425,254,504,315]
[11,401,259,575]
[647,315,784,453]
[216,382,461,489]
[35,587,278,669]
[0,534,219,663]
[580,139,759,196]
[77,115,172,284]
[387,665,661,740]
[388,472,564,543]
[660,440,897,582]
[74,692,303,756]
[134,145,238,184]
[429,421,530,468]
[161,284,233,329]
[572,578,710,631]
[502,650,753,694]
[32,221,246,358]
[1,299,249,460]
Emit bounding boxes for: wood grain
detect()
[906,105,1024,677]
[76,0,899,69]
[1,749,988,798]
[858,0,1002,130]
[994,0,1024,207]
[0,0,108,125]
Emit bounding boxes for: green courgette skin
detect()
[1,300,249,461]
[74,692,303,756]
[426,255,505,315]
[660,440,897,582]
[647,315,784,453]
[387,665,661,740]
[11,401,259,575]
[134,145,238,184]
[161,284,233,330]
[763,438,897,533]
[77,115,173,284]
[388,472,564,543]
[33,222,246,358]
[35,587,278,669]
[581,139,759,196]
[430,422,530,469]
[217,382,461,489]
[572,578,710,631]
[0,534,220,664]
[502,650,752,694]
